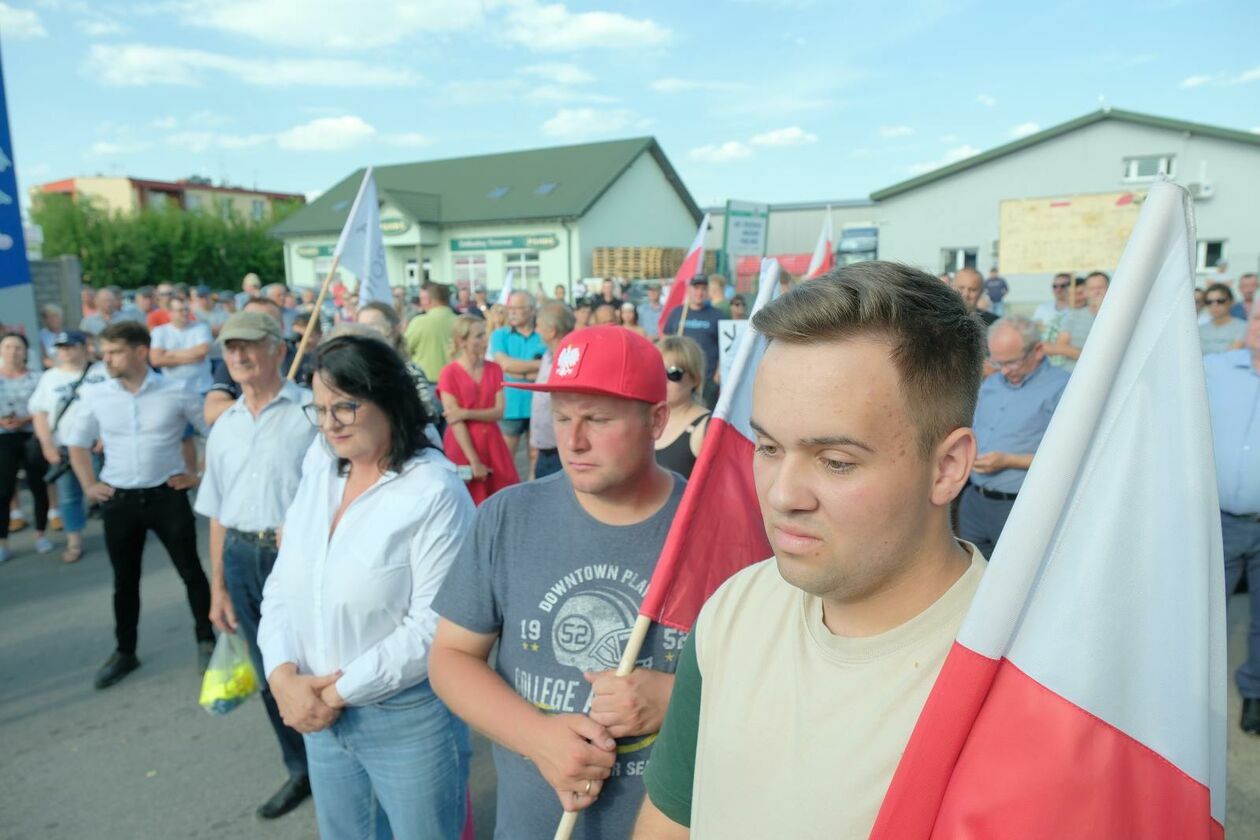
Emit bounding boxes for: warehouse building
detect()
[272,137,701,296]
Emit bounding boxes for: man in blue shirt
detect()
[492,290,547,460]
[663,275,723,408]
[1204,304,1260,734]
[960,316,1069,558]
[638,283,664,339]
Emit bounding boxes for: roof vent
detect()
[487,186,510,199]
[332,199,350,212]
[535,182,558,195]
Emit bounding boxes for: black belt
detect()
[971,483,1018,502]
[1225,512,1260,524]
[537,448,558,456]
[112,484,176,498]
[228,528,279,546]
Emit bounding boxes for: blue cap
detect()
[195,284,211,297]
[53,330,88,346]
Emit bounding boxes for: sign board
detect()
[723,200,770,259]
[718,319,749,381]
[450,234,559,251]
[296,244,334,259]
[380,216,411,235]
[999,191,1146,275]
[0,54,30,291]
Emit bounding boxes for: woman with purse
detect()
[0,332,51,563]
[28,330,107,563]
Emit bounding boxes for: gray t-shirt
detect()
[1199,318,1247,355]
[433,470,688,840]
[1057,307,1097,372]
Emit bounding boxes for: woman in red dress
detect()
[437,315,520,505]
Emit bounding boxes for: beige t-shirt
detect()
[689,545,986,838]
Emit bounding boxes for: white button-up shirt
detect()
[258,440,476,706]
[194,381,315,532]
[62,371,206,489]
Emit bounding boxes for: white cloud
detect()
[181,0,482,49]
[382,132,434,148]
[689,141,752,163]
[1179,65,1260,89]
[1011,121,1040,138]
[76,16,125,36]
[650,78,744,94]
[908,144,981,175]
[0,3,46,38]
[276,116,376,151]
[519,62,593,85]
[879,125,914,138]
[1179,74,1216,89]
[976,93,997,107]
[539,107,638,140]
[750,126,818,147]
[505,3,670,52]
[88,140,152,156]
[1230,65,1260,85]
[84,44,421,87]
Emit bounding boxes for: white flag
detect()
[334,167,392,306]
[497,269,516,306]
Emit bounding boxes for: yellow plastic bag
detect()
[198,633,259,715]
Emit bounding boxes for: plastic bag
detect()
[198,633,259,715]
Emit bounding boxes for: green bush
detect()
[33,195,302,289]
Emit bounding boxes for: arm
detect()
[584,669,676,738]
[1043,330,1082,360]
[972,452,1034,473]
[151,345,209,366]
[635,797,690,840]
[452,389,505,424]
[69,446,113,502]
[204,390,236,426]
[207,518,238,633]
[32,412,60,463]
[494,354,542,376]
[167,435,200,490]
[440,390,488,479]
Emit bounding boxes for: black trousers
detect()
[101,484,213,655]
[0,432,49,538]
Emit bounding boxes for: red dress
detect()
[437,361,520,506]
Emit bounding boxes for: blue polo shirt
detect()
[972,359,1070,493]
[491,326,547,420]
[1204,349,1260,514]
[663,302,722,379]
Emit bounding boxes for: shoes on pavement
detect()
[256,775,311,820]
[61,545,83,564]
[48,510,63,531]
[94,652,141,689]
[8,511,26,533]
[197,639,215,674]
[0,546,10,565]
[1242,698,1260,735]
[35,536,54,555]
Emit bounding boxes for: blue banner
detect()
[0,45,31,290]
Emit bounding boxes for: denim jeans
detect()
[223,532,307,777]
[1222,512,1260,698]
[304,679,470,840]
[55,461,89,534]
[534,448,562,480]
[958,484,1016,560]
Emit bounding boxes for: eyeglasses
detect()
[990,349,1034,371]
[665,366,686,382]
[303,400,360,427]
[1205,297,1230,305]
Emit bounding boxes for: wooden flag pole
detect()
[286,254,339,381]
[553,613,653,840]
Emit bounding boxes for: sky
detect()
[2,0,1258,210]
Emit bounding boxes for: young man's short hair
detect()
[100,320,152,348]
[752,261,985,456]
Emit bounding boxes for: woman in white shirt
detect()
[258,335,475,840]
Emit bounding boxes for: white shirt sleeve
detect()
[60,388,99,450]
[26,372,55,416]
[335,482,476,705]
[258,530,301,681]
[192,425,225,520]
[182,388,209,436]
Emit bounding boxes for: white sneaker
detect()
[35,537,54,555]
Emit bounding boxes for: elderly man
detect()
[490,290,546,457]
[529,301,576,480]
[1205,302,1260,734]
[663,275,723,407]
[195,310,316,818]
[262,283,296,336]
[79,288,123,336]
[237,272,262,310]
[1233,273,1258,322]
[960,316,1069,557]
[952,267,999,326]
[150,297,214,396]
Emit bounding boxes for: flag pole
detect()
[553,613,654,840]
[286,255,339,380]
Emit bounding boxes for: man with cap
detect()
[195,310,316,818]
[429,325,686,839]
[662,275,723,408]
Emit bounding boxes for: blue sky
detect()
[2,0,1258,209]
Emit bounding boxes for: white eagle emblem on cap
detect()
[556,345,581,378]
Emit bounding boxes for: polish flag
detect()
[871,180,1226,838]
[641,257,778,631]
[658,213,710,337]
[803,208,834,280]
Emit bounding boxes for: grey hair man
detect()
[530,301,577,480]
[491,290,546,459]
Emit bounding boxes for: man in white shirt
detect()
[150,298,213,395]
[195,311,315,819]
[64,320,213,690]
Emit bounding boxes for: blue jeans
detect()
[1222,512,1260,698]
[304,680,470,840]
[958,484,1016,560]
[55,467,87,534]
[223,533,308,777]
[534,448,562,480]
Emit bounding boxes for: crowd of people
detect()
[0,255,1256,838]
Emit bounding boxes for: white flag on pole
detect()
[497,269,517,306]
[335,167,392,306]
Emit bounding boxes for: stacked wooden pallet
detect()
[592,246,690,279]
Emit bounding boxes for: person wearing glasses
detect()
[654,336,711,479]
[1199,283,1248,355]
[729,294,748,321]
[150,297,214,396]
[960,316,1068,558]
[258,334,475,840]
[1032,271,1073,334]
[195,311,316,820]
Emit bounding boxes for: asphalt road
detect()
[1,502,1258,839]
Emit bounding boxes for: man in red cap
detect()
[429,325,686,839]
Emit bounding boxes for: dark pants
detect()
[1223,512,1260,699]
[223,531,308,777]
[958,484,1016,560]
[101,484,213,655]
[0,432,49,538]
[534,448,562,480]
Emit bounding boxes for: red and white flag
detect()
[641,257,778,631]
[658,213,710,337]
[871,180,1226,838]
[803,208,834,280]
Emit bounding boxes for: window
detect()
[185,193,203,212]
[503,251,541,288]
[251,199,266,221]
[941,248,978,274]
[147,191,168,210]
[535,182,558,196]
[453,255,487,291]
[218,198,233,220]
[487,186,510,199]
[1196,240,1226,272]
[1123,155,1174,181]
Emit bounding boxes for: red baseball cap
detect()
[511,325,666,404]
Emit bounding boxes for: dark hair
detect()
[752,261,985,457]
[312,335,434,474]
[731,294,747,306]
[100,320,151,347]
[245,296,284,319]
[1205,282,1234,302]
[421,281,451,305]
[1086,270,1110,284]
[0,331,29,351]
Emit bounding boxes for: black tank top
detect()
[655,412,710,479]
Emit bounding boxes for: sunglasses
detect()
[665,366,686,382]
[1205,297,1230,305]
[1052,283,1071,290]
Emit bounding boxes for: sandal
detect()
[61,546,83,564]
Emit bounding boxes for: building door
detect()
[941,247,978,274]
